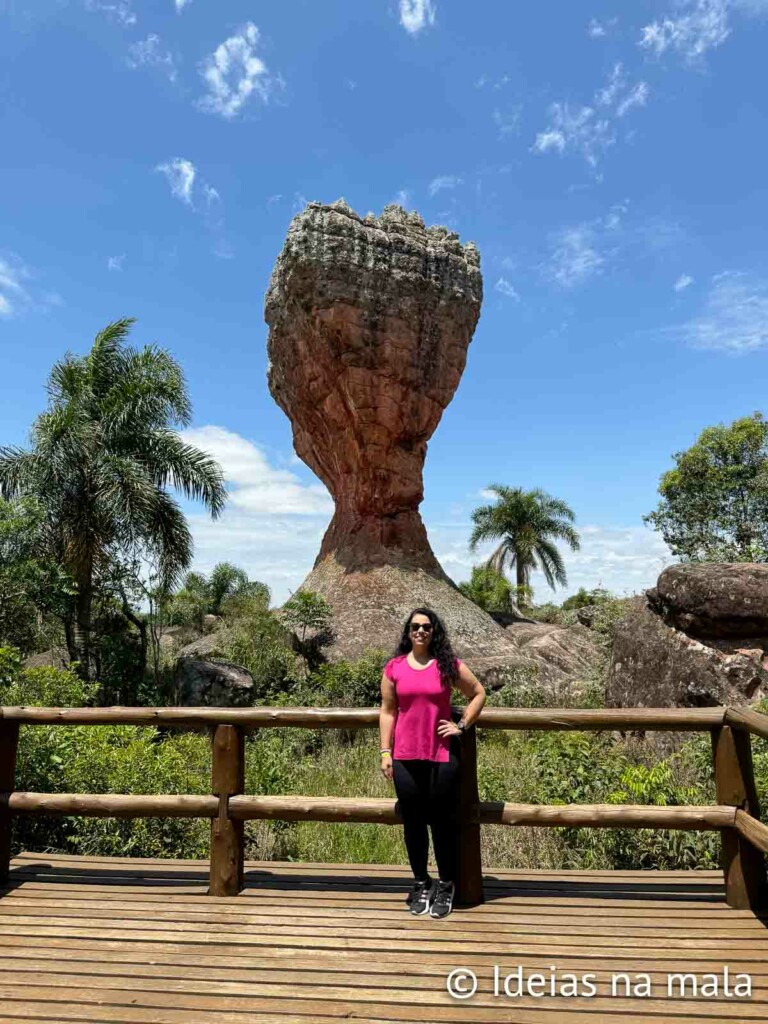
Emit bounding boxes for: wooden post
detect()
[456,723,484,907]
[711,724,767,910]
[209,724,244,897]
[0,721,19,884]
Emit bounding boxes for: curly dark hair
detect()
[393,607,459,688]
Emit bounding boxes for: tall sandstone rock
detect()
[265,200,596,686]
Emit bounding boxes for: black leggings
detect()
[392,739,461,883]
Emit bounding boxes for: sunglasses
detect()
[410,622,433,633]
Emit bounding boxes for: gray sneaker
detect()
[406,877,435,915]
[429,880,455,919]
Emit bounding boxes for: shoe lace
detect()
[409,879,430,899]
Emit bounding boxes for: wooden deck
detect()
[0,853,767,1023]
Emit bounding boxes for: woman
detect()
[379,607,485,919]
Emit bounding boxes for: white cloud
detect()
[546,226,605,288]
[0,253,59,317]
[156,157,196,205]
[399,0,436,34]
[179,426,334,604]
[674,273,694,291]
[393,188,411,207]
[107,254,125,272]
[198,22,277,119]
[428,175,462,196]
[533,103,613,167]
[673,271,768,352]
[588,18,607,37]
[533,64,648,168]
[84,0,136,25]
[616,81,650,117]
[495,277,520,301]
[0,255,30,316]
[181,426,334,517]
[431,520,671,600]
[175,0,191,10]
[493,107,522,138]
[155,161,229,254]
[539,204,683,292]
[127,34,177,82]
[639,0,731,60]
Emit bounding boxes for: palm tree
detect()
[0,319,227,677]
[468,485,580,605]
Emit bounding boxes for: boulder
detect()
[608,595,768,710]
[22,647,70,671]
[174,657,254,707]
[506,621,602,693]
[575,604,600,628]
[649,563,768,639]
[176,634,225,660]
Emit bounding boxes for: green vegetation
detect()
[0,496,73,655]
[0,319,227,680]
[644,411,768,562]
[468,485,580,607]
[168,562,271,628]
[457,564,519,613]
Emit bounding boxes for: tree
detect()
[458,564,520,613]
[281,590,334,677]
[468,485,580,605]
[0,319,227,677]
[0,497,73,655]
[644,413,768,563]
[561,587,612,611]
[169,562,270,627]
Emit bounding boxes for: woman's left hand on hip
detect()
[437,719,461,738]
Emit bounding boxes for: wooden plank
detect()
[8,851,729,878]
[1,894,761,928]
[2,949,768,983]
[4,970,768,1015]
[2,902,765,938]
[4,917,767,953]
[3,940,768,979]
[2,886,749,915]
[2,981,768,1023]
[3,934,768,980]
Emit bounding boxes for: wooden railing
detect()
[1,704,767,909]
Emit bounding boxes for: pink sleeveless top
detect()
[385,655,462,762]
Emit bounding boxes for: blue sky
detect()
[1,0,767,605]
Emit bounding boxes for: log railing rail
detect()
[1,703,767,909]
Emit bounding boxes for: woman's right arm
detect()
[379,670,397,782]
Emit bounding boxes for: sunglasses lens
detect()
[411,624,431,632]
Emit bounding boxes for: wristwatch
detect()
[457,720,467,734]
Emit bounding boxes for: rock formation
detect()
[266,198,481,575]
[174,656,254,707]
[608,564,768,709]
[264,200,593,687]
